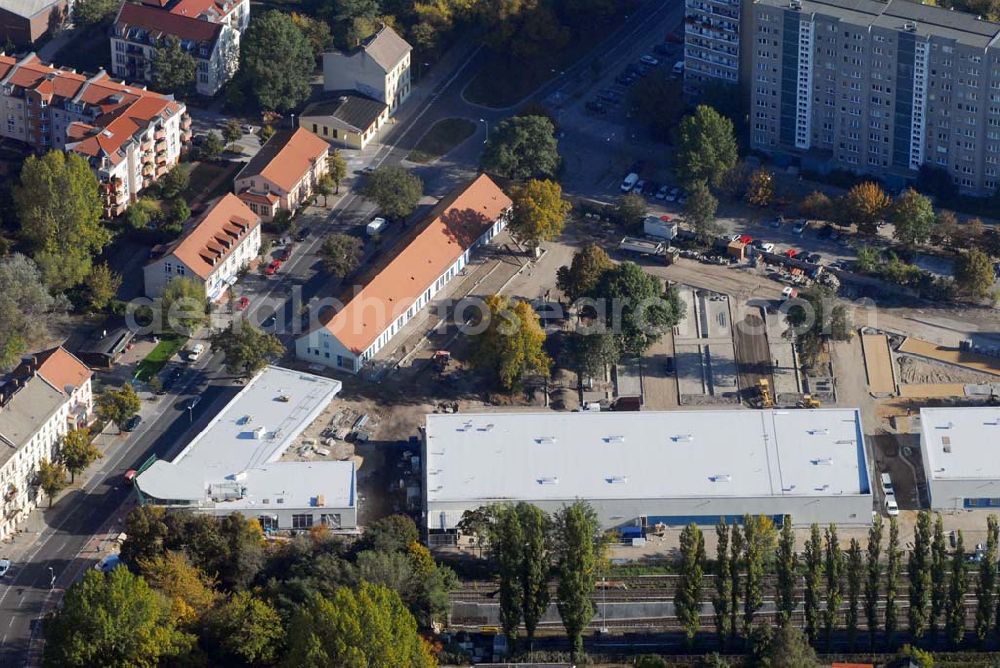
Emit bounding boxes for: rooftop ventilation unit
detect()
[536,436,557,444]
[904,21,917,31]
[790,0,802,8]
[607,475,628,484]
[538,476,559,485]
[604,435,625,444]
[672,434,694,443]
[808,428,830,436]
[942,436,952,453]
[478,423,495,432]
[937,421,954,429]
[710,474,732,482]
[812,457,833,466]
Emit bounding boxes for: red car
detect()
[236,296,250,311]
[264,259,282,275]
[785,249,798,258]
[739,234,753,245]
[277,244,294,261]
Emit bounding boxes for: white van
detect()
[880,472,894,495]
[620,173,639,192]
[672,61,685,76]
[884,495,899,516]
[366,217,387,236]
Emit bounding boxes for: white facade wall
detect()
[185,503,357,531]
[322,50,411,113]
[296,215,507,373]
[143,225,260,299]
[0,379,92,540]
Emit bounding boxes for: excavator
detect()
[756,378,774,408]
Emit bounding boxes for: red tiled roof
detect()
[159,193,260,279]
[236,190,279,206]
[317,174,511,354]
[116,2,223,44]
[33,347,92,394]
[169,0,233,18]
[234,128,328,193]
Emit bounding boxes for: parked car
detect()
[295,227,310,242]
[805,252,822,264]
[620,173,639,192]
[124,469,138,484]
[264,259,282,276]
[768,217,783,228]
[884,495,899,516]
[632,180,646,195]
[186,343,205,362]
[677,193,687,205]
[0,559,10,577]
[653,43,671,56]
[124,414,142,432]
[784,248,798,258]
[665,187,680,203]
[792,221,806,235]
[880,472,894,495]
[655,184,670,200]
[640,54,659,66]
[759,242,775,252]
[236,296,250,311]
[96,554,122,573]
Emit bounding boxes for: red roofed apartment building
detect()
[0,347,93,539]
[0,53,191,217]
[143,193,261,301]
[234,127,329,222]
[295,174,512,374]
[110,0,248,96]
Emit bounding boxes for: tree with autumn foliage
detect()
[841,182,891,235]
[509,178,570,255]
[745,168,774,207]
[471,295,551,391]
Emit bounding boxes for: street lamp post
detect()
[48,566,55,589]
[479,118,489,143]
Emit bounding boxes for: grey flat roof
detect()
[425,408,870,504]
[921,407,1000,481]
[754,0,1000,47]
[136,366,355,511]
[0,0,61,19]
[301,92,387,133]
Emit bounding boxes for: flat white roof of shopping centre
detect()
[425,409,870,503]
[921,407,1000,481]
[137,366,354,509]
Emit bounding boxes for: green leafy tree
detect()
[745,168,774,208]
[37,459,67,506]
[509,178,570,254]
[361,165,422,221]
[480,115,560,180]
[319,233,363,277]
[897,644,934,668]
[60,428,100,483]
[977,515,998,642]
[628,76,684,142]
[885,516,902,646]
[471,295,551,391]
[282,584,435,668]
[673,105,738,188]
[14,151,107,291]
[120,506,169,567]
[823,524,843,650]
[562,330,619,380]
[126,199,159,230]
[946,530,969,647]
[407,541,457,629]
[206,591,283,665]
[588,262,685,355]
[765,624,821,668]
[152,37,196,96]
[864,516,884,650]
[518,502,550,651]
[168,197,190,226]
[675,523,706,648]
[615,192,647,230]
[556,243,612,302]
[159,167,190,200]
[742,515,774,637]
[238,11,314,112]
[803,523,823,644]
[855,245,881,273]
[223,119,243,147]
[362,515,420,553]
[200,132,224,161]
[553,500,601,661]
[799,191,833,220]
[845,537,863,650]
[314,174,335,206]
[728,523,743,645]
[0,253,57,369]
[493,504,524,649]
[328,149,348,194]
[137,550,219,628]
[85,262,122,311]
[684,180,720,241]
[842,182,890,235]
[72,0,117,27]
[786,285,852,367]
[775,518,797,627]
[891,188,935,247]
[96,384,141,433]
[931,513,949,639]
[955,248,996,300]
[43,568,193,668]
[909,511,933,641]
[289,12,332,54]
[161,277,208,335]
[713,518,732,646]
[209,322,284,378]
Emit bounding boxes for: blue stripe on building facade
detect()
[893,32,915,169]
[779,11,800,148]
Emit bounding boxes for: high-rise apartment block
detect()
[749,0,1000,196]
[684,0,746,90]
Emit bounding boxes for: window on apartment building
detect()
[292,514,313,529]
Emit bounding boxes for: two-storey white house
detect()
[322,24,411,114]
[295,174,511,373]
[234,127,329,222]
[144,193,261,301]
[111,1,240,97]
[0,347,93,540]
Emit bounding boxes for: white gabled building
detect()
[322,24,412,114]
[295,174,511,374]
[143,193,261,302]
[135,366,357,532]
[423,408,873,539]
[0,347,93,540]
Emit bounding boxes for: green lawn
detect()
[134,335,187,382]
[406,118,477,164]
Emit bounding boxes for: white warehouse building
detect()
[920,407,1000,511]
[135,366,357,532]
[423,408,873,537]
